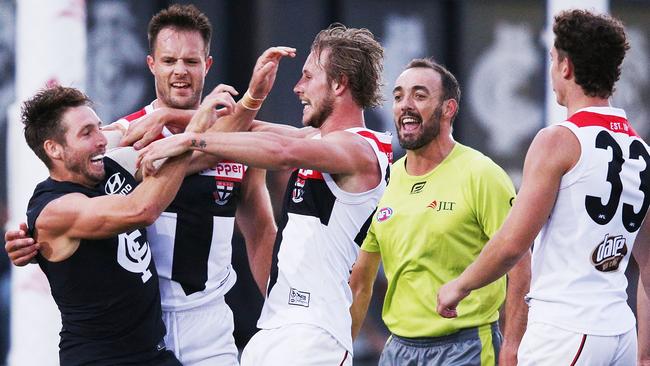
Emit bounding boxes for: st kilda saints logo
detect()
[292,177,306,203]
[591,233,628,272]
[214,180,234,206]
[117,230,152,283]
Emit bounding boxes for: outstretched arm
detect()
[120,46,296,149]
[138,129,378,181]
[235,168,277,295]
[37,151,192,243]
[437,126,578,317]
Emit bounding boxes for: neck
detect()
[563,86,610,117]
[49,167,95,188]
[319,101,365,136]
[404,133,456,176]
[152,98,200,110]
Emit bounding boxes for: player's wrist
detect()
[239,89,266,111]
[186,132,206,151]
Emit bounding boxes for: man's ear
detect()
[561,56,573,80]
[332,75,349,96]
[44,139,63,161]
[146,55,155,75]
[443,99,458,120]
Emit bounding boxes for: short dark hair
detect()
[22,86,91,168]
[311,23,384,109]
[553,9,629,98]
[148,4,212,56]
[405,58,461,123]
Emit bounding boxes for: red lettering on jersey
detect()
[200,161,247,182]
[567,111,638,137]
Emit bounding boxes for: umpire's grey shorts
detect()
[379,322,502,366]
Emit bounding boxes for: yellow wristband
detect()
[240,90,265,111]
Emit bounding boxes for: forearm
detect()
[501,250,531,357]
[186,131,295,170]
[459,233,528,293]
[639,272,650,364]
[130,151,192,222]
[349,251,381,340]
[246,232,275,295]
[350,284,374,341]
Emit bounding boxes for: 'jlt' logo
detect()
[591,234,628,272]
[427,200,456,211]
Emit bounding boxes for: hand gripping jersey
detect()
[527,107,649,335]
[116,103,246,311]
[258,128,392,354]
[26,156,165,366]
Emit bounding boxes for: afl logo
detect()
[376,207,393,222]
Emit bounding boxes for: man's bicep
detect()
[39,193,141,240]
[297,132,377,175]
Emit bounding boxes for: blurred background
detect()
[0,0,648,364]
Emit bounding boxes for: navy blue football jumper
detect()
[26,156,178,366]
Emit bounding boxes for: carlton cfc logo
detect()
[117,230,152,283]
[376,207,393,222]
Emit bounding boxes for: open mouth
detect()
[300,99,311,113]
[400,115,421,132]
[90,153,104,167]
[171,82,191,90]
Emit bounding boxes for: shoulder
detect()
[457,144,509,179]
[528,125,580,173]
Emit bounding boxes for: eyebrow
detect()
[392,85,430,94]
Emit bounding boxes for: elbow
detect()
[351,277,374,301]
[130,202,164,227]
[496,231,531,268]
[272,141,300,170]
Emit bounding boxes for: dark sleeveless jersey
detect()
[26,157,167,366]
[117,103,247,310]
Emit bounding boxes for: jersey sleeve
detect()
[361,218,381,253]
[472,158,516,239]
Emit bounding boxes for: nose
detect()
[395,95,414,113]
[173,60,188,75]
[97,131,108,148]
[293,80,302,96]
